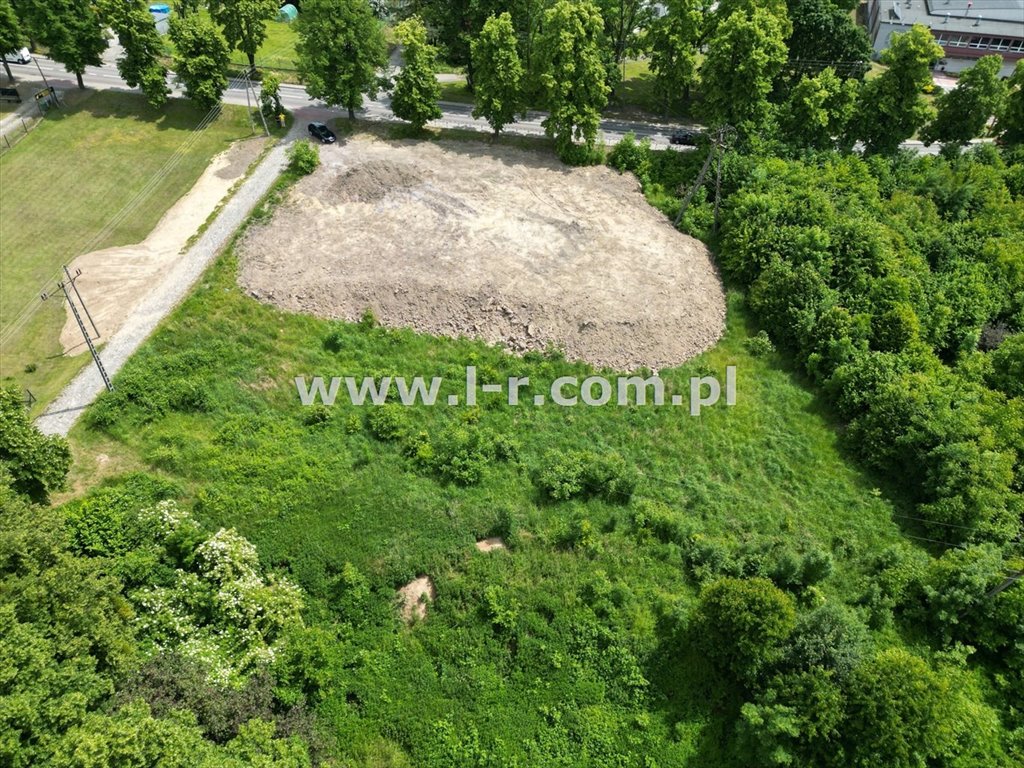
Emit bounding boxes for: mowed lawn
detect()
[226,17,300,73]
[0,90,251,412]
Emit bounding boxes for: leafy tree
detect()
[0,476,137,767]
[0,0,24,82]
[711,0,791,38]
[19,0,106,89]
[99,0,170,108]
[738,668,846,767]
[782,603,868,678]
[295,0,388,120]
[470,12,524,135]
[173,0,203,15]
[537,0,610,162]
[849,25,943,154]
[779,67,858,149]
[842,649,957,767]
[207,0,279,72]
[597,0,652,74]
[922,55,1007,148]
[170,13,230,112]
[647,0,705,115]
[0,386,70,500]
[989,333,1024,397]
[391,16,442,130]
[259,71,282,118]
[700,7,788,138]
[418,0,503,83]
[786,0,872,76]
[996,60,1024,146]
[692,576,796,686]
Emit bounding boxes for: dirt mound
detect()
[398,575,436,624]
[334,159,424,203]
[238,136,726,370]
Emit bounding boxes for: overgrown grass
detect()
[66,143,918,761]
[0,90,252,413]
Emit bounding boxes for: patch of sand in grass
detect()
[59,137,266,355]
[398,575,436,624]
[475,537,506,552]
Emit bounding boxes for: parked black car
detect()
[308,122,337,144]
[669,129,700,146]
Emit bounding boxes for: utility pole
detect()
[41,270,113,392]
[243,66,270,137]
[985,570,1024,599]
[63,265,99,339]
[673,124,736,230]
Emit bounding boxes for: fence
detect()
[0,89,61,156]
[0,114,39,155]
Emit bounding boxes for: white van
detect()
[2,48,32,65]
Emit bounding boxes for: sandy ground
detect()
[475,537,506,552]
[60,137,266,354]
[398,575,436,623]
[238,136,725,371]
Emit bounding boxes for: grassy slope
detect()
[0,90,252,413]
[66,144,918,761]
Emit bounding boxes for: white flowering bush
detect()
[132,502,304,687]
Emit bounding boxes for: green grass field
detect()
[65,141,926,762]
[229,17,300,73]
[0,90,252,413]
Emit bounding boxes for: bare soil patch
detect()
[238,136,725,370]
[398,575,436,624]
[60,137,267,355]
[475,537,506,552]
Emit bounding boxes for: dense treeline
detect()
[0,389,323,766]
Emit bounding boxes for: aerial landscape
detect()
[1,0,1023,766]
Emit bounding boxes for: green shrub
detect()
[366,404,408,440]
[559,142,604,167]
[302,404,332,427]
[0,386,71,500]
[322,325,346,353]
[536,449,585,500]
[607,132,652,186]
[744,330,775,357]
[287,140,320,175]
[428,424,495,485]
[536,449,638,502]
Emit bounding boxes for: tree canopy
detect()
[296,0,388,119]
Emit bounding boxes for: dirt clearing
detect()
[60,137,266,355]
[398,575,436,624]
[238,135,725,370]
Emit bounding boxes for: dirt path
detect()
[35,124,303,436]
[238,135,726,371]
[60,137,265,354]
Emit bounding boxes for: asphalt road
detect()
[11,53,701,150]
[9,51,970,155]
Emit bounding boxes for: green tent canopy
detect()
[278,3,297,21]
